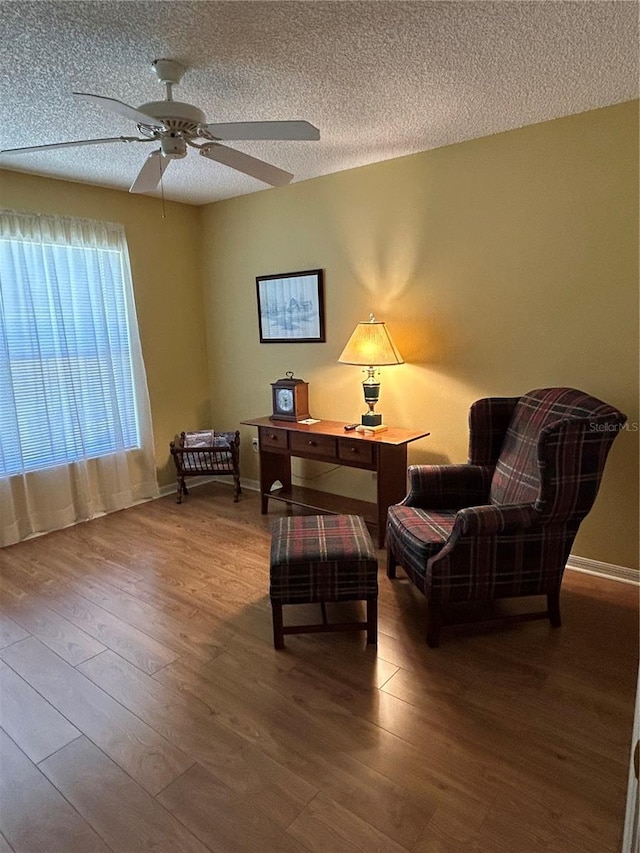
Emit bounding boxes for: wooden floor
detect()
[0,483,637,853]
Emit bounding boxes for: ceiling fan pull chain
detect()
[159,154,166,219]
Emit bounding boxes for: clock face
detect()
[276,388,294,413]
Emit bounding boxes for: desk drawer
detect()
[290,432,337,460]
[338,438,374,467]
[259,427,289,451]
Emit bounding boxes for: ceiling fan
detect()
[0,58,320,192]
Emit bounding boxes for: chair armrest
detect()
[454,503,539,536]
[400,464,493,509]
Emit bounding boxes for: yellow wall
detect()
[0,170,211,485]
[201,101,639,569]
[2,101,637,568]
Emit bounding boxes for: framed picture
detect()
[256,269,325,343]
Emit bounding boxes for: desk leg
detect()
[259,450,292,514]
[376,444,408,548]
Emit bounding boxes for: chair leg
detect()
[386,543,397,579]
[366,596,378,645]
[547,588,562,628]
[271,601,285,650]
[176,477,183,504]
[426,599,442,648]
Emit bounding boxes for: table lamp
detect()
[338,314,404,427]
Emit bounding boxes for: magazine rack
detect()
[170,430,241,503]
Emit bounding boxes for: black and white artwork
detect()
[256,269,325,343]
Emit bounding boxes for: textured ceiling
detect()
[1,1,638,206]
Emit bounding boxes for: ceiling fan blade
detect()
[73,93,165,129]
[200,144,293,186]
[203,120,320,141]
[129,149,172,194]
[0,136,153,156]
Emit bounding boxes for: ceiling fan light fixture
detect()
[160,134,187,159]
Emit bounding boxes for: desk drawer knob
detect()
[308,440,316,446]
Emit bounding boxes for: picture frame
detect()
[256,269,325,343]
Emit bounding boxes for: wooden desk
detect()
[242,417,429,547]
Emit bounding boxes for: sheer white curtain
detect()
[0,209,158,546]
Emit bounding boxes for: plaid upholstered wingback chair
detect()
[386,388,626,647]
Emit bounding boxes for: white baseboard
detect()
[567,555,639,586]
[237,477,260,493]
[158,475,260,499]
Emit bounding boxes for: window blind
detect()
[0,213,141,476]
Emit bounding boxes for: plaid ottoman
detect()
[269,514,378,649]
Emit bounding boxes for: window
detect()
[0,211,144,476]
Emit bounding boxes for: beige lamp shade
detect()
[338,314,404,366]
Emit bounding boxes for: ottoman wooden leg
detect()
[271,601,285,650]
[366,596,378,645]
